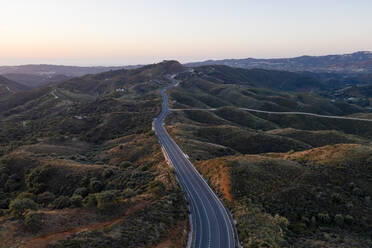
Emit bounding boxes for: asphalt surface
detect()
[154,76,235,248]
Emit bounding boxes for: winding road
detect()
[154,76,236,248]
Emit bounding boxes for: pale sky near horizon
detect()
[1,0,372,66]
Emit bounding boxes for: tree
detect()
[16,192,36,201]
[70,195,83,208]
[89,179,103,192]
[9,198,38,218]
[53,196,71,209]
[96,191,118,212]
[37,191,55,206]
[74,187,88,197]
[26,166,52,194]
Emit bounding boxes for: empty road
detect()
[154,76,236,248]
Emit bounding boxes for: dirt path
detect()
[20,201,150,248]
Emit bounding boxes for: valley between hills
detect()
[0,60,371,248]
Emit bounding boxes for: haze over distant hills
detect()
[0,64,142,88]
[0,64,142,77]
[186,51,372,74]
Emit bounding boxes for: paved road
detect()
[169,107,372,122]
[154,76,236,248]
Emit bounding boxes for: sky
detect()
[0,0,372,66]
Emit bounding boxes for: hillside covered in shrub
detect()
[0,61,189,248]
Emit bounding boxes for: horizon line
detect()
[0,50,371,67]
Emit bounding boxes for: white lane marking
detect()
[155,120,203,247]
[170,136,234,248]
[160,128,210,248]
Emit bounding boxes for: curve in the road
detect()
[154,76,237,248]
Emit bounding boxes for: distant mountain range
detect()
[186,51,372,74]
[0,64,142,88]
[0,64,142,76]
[2,52,372,88]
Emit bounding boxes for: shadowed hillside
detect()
[0,76,29,97]
[0,61,189,248]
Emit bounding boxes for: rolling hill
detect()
[1,60,371,247]
[0,61,189,248]
[163,63,372,247]
[2,73,71,88]
[0,75,29,97]
[195,144,372,247]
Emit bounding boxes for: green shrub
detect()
[0,198,10,209]
[74,187,88,197]
[37,191,55,206]
[80,176,90,187]
[24,212,42,233]
[96,191,118,211]
[334,214,344,226]
[89,179,103,192]
[311,216,317,226]
[147,180,165,196]
[344,215,354,224]
[53,196,71,209]
[9,198,38,217]
[352,187,363,197]
[331,193,342,203]
[26,166,52,194]
[274,214,289,229]
[16,192,37,201]
[317,213,331,225]
[0,173,9,188]
[70,195,83,208]
[288,222,307,234]
[5,176,22,192]
[122,188,135,198]
[84,194,97,207]
[119,161,132,169]
[103,168,114,179]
